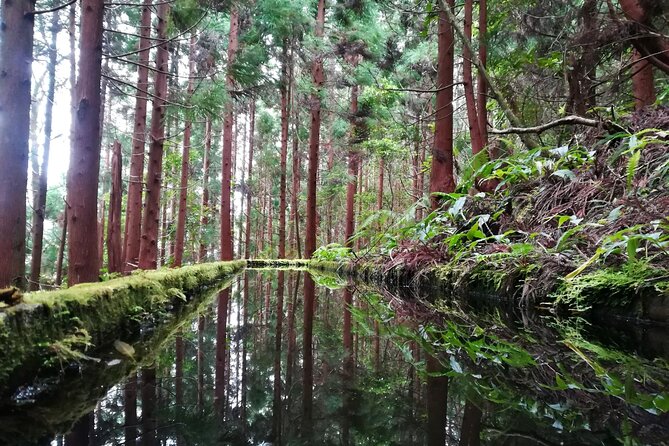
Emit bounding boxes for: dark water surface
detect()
[2,270,668,445]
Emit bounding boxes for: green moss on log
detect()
[0,260,245,391]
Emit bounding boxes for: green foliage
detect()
[312,243,354,262]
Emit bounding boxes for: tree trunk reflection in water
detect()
[426,352,448,446]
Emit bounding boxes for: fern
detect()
[626,150,641,189]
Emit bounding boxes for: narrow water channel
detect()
[2,270,668,445]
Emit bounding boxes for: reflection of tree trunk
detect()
[175,332,184,408]
[65,412,93,446]
[215,290,229,415]
[458,400,483,446]
[426,353,448,446]
[286,272,300,403]
[141,367,157,446]
[342,287,355,446]
[197,315,205,412]
[125,374,138,446]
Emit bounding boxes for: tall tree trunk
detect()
[216,6,239,416]
[291,110,302,258]
[244,100,256,260]
[272,40,290,444]
[198,118,212,262]
[197,314,205,412]
[303,0,325,435]
[30,11,59,290]
[174,34,196,267]
[0,0,36,289]
[107,140,123,273]
[632,49,655,109]
[138,2,169,271]
[429,4,456,209]
[477,0,489,150]
[463,0,484,156]
[123,0,153,272]
[66,0,105,285]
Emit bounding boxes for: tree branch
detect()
[27,0,77,16]
[491,115,624,135]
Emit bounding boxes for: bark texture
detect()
[0,0,36,289]
[123,0,153,272]
[138,2,169,271]
[67,0,105,285]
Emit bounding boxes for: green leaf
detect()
[626,150,641,189]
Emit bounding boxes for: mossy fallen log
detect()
[309,258,669,324]
[0,261,245,403]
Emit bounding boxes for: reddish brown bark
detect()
[463,0,484,156]
[198,118,212,262]
[29,11,58,290]
[303,0,325,434]
[477,0,489,149]
[107,140,123,273]
[272,40,291,444]
[345,81,360,247]
[221,8,239,262]
[0,0,35,289]
[123,0,153,272]
[138,2,169,271]
[66,0,105,285]
[174,34,196,268]
[244,101,256,260]
[429,4,456,209]
[620,0,669,75]
[632,49,655,109]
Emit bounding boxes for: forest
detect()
[0,0,668,445]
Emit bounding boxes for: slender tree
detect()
[30,11,60,290]
[429,3,456,209]
[107,140,123,273]
[303,0,326,434]
[216,5,239,414]
[138,2,170,271]
[66,0,105,285]
[123,0,153,272]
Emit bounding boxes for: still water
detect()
[2,269,668,445]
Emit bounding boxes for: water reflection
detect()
[0,270,668,445]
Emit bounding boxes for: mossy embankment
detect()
[0,260,245,395]
[309,108,669,323]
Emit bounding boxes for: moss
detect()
[552,262,669,314]
[0,260,245,390]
